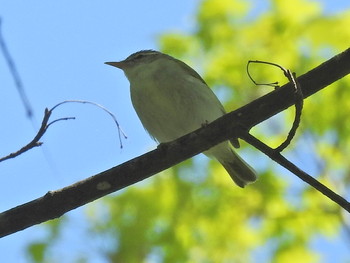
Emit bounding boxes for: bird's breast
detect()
[130,70,225,143]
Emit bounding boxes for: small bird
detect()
[106,50,256,187]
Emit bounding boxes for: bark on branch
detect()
[0,48,349,238]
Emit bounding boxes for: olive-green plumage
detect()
[106,50,256,187]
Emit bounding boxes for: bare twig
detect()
[51,100,127,148]
[47,117,76,128]
[0,18,33,118]
[0,109,74,163]
[247,60,304,152]
[247,60,281,88]
[0,99,126,162]
[275,70,304,152]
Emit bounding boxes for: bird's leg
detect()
[156,141,170,152]
[201,120,209,127]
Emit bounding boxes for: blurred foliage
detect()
[27,0,350,262]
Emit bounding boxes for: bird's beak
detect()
[104,61,125,69]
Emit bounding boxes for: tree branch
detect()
[0,109,75,163]
[0,100,126,163]
[0,109,50,163]
[240,132,350,212]
[0,48,349,238]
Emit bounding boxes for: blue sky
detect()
[0,0,349,262]
[0,1,199,262]
[0,0,198,207]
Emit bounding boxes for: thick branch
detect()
[0,48,349,238]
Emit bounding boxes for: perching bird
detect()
[106,50,256,187]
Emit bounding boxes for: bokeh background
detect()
[1,0,350,262]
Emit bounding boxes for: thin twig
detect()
[0,18,33,118]
[247,60,304,152]
[0,108,50,162]
[0,108,74,163]
[275,70,304,152]
[240,132,350,212]
[0,100,127,162]
[247,60,281,88]
[51,100,127,148]
[47,117,76,128]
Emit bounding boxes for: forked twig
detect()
[0,100,127,163]
[247,60,304,152]
[0,109,74,163]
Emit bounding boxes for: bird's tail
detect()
[220,154,256,188]
[205,142,257,188]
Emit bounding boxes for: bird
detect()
[105,50,256,187]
